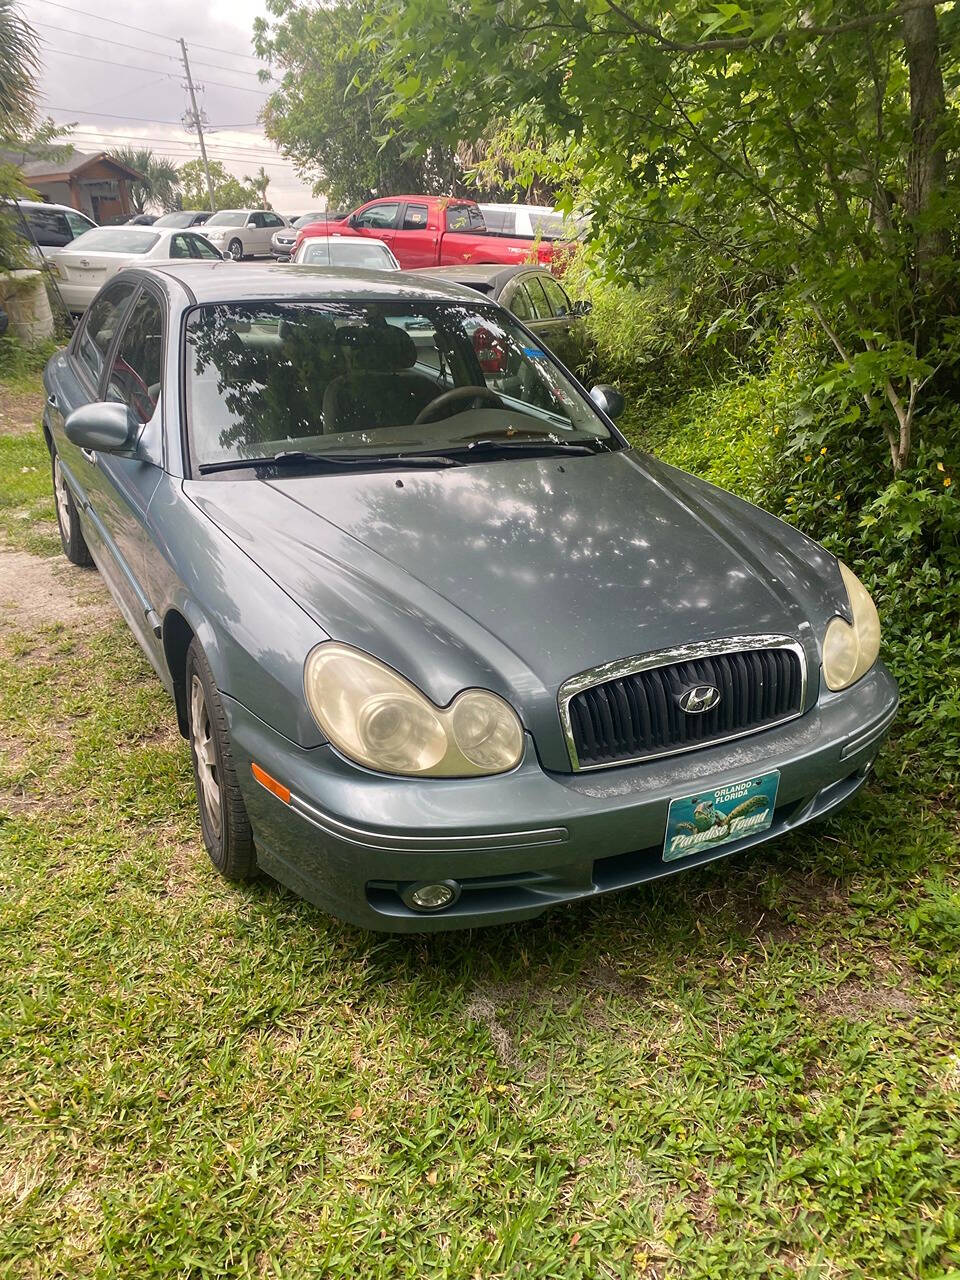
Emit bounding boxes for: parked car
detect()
[126,214,158,226]
[291,236,400,270]
[201,209,289,259]
[479,203,587,240]
[270,212,329,259]
[415,264,587,369]
[42,262,897,932]
[6,199,97,261]
[294,196,571,269]
[50,225,222,313]
[153,211,213,228]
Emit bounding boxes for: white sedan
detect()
[291,236,400,270]
[51,226,222,313]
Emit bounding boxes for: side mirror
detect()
[65,401,140,453]
[572,298,593,317]
[589,384,625,420]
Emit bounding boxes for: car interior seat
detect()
[321,321,439,435]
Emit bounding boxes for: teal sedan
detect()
[42,262,897,931]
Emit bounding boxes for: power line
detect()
[32,20,271,79]
[27,0,263,63]
[44,105,262,127]
[42,45,271,94]
[61,129,296,163]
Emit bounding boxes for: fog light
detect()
[404,880,460,912]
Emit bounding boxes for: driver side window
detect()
[354,202,399,230]
[105,290,164,422]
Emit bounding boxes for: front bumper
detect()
[224,662,898,932]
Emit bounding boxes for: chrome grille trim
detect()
[558,634,808,771]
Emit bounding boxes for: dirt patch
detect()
[0,549,113,633]
[813,976,918,1019]
[463,990,518,1068]
[0,385,44,438]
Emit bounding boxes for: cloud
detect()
[22,0,318,210]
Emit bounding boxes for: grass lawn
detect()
[0,359,958,1280]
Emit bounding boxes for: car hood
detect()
[188,449,841,765]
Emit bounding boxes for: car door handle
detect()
[80,447,97,464]
[47,393,58,409]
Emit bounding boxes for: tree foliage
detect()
[0,0,42,268]
[108,147,181,215]
[379,0,960,473]
[178,159,259,211]
[253,0,460,208]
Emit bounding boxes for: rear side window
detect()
[402,204,429,230]
[538,274,571,317]
[506,281,535,322]
[74,281,137,387]
[105,291,163,422]
[519,276,553,321]
[25,209,71,247]
[445,204,485,233]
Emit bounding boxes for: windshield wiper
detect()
[420,436,608,461]
[197,449,465,475]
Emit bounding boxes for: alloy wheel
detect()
[53,455,71,538]
[190,674,222,839]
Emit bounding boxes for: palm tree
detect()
[0,0,40,137]
[244,165,271,209]
[109,147,181,214]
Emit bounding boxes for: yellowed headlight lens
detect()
[822,562,881,691]
[304,643,524,776]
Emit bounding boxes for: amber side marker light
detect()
[251,762,291,804]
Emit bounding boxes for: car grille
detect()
[562,641,805,769]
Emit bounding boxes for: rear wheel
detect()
[226,237,243,261]
[186,638,257,881]
[52,449,92,566]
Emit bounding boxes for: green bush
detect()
[581,288,960,779]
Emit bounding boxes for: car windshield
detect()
[66,228,160,253]
[205,210,245,226]
[154,212,196,227]
[185,299,617,469]
[293,213,325,228]
[296,240,397,269]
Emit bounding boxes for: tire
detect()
[52,448,92,567]
[226,238,243,261]
[186,637,258,881]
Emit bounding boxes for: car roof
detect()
[142,260,489,303]
[14,199,90,215]
[414,264,537,291]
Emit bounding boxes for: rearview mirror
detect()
[589,384,625,421]
[65,401,140,453]
[572,299,593,316]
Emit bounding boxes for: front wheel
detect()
[226,238,244,261]
[186,638,257,881]
[52,449,92,566]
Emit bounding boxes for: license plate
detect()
[663,770,780,862]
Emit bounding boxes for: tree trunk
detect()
[902,2,948,288]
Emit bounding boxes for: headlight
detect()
[303,643,525,776]
[821,561,881,691]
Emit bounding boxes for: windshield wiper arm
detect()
[197,449,465,475]
[424,437,606,460]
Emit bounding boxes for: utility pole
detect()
[179,37,215,212]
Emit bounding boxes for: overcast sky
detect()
[21,0,320,212]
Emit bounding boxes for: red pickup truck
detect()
[293,196,565,269]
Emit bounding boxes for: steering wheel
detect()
[414,385,504,425]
